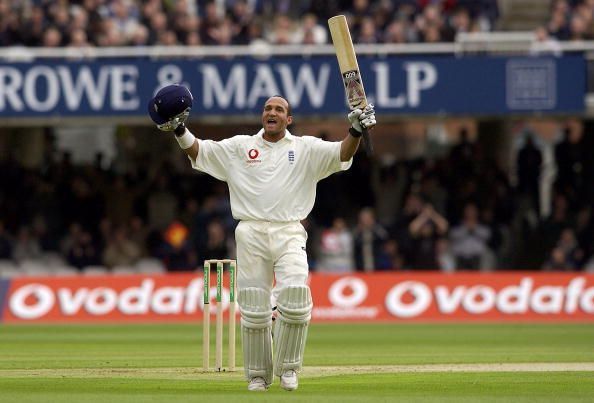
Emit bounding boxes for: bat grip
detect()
[361,129,374,156]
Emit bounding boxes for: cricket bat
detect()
[328,15,374,155]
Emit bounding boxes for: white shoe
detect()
[248,377,269,392]
[280,370,298,391]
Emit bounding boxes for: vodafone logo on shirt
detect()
[246,148,261,163]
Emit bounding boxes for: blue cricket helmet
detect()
[148,84,193,125]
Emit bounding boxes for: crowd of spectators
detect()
[1,121,594,274]
[532,0,594,54]
[0,0,500,48]
[0,138,236,272]
[545,0,594,41]
[3,0,593,56]
[313,123,594,273]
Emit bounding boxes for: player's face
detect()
[262,97,292,138]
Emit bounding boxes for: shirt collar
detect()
[256,129,294,143]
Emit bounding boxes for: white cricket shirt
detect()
[191,129,352,222]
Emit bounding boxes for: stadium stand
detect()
[1,119,594,273]
[1,1,594,274]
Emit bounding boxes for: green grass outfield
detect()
[0,323,593,402]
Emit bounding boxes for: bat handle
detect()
[361,129,374,156]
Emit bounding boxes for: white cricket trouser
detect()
[234,220,309,300]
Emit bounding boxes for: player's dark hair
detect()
[270,94,292,116]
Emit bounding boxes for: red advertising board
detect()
[1,272,594,323]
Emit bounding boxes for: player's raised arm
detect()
[340,103,376,161]
[148,84,199,161]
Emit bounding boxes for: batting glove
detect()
[359,104,376,130]
[348,104,376,134]
[348,109,364,133]
[157,109,190,132]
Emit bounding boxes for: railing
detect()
[0,43,456,61]
[0,33,593,60]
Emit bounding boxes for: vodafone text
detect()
[8,279,217,320]
[324,276,594,319]
[6,275,594,321]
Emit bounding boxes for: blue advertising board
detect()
[0,54,585,118]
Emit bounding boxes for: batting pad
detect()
[273,285,313,377]
[238,287,273,384]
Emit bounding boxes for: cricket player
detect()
[148,84,376,391]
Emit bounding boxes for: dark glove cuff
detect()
[349,127,363,138]
[174,123,186,137]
